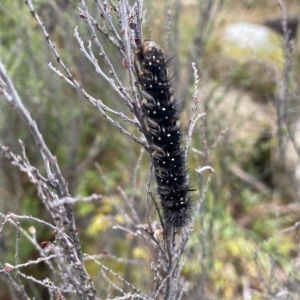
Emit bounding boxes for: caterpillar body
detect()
[135,40,193,228]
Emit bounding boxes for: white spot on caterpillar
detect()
[150,85,153,88]
[171,158,175,161]
[153,111,156,114]
[149,62,152,65]
[161,91,163,93]
[167,134,170,137]
[153,55,155,60]
[162,107,166,111]
[165,116,168,119]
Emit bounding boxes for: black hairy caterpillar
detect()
[135,40,193,228]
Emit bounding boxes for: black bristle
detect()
[135,40,193,228]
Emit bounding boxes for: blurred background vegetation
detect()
[1,0,300,299]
